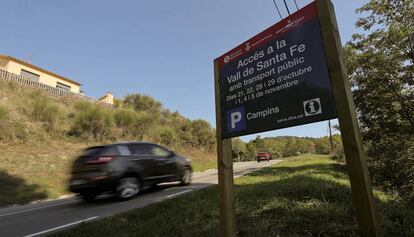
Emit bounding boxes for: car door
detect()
[149,145,178,181]
[127,144,158,181]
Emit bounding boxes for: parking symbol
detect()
[226,107,246,133]
[303,98,322,116]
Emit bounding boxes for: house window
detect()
[20,69,40,82]
[56,82,71,91]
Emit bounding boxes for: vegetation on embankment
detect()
[53,155,414,237]
[0,80,338,207]
[0,81,216,206]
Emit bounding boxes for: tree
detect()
[345,0,414,200]
[245,142,257,161]
[232,138,248,162]
[189,120,216,150]
[176,119,215,150]
[252,135,266,151]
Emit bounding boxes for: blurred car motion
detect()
[69,142,192,201]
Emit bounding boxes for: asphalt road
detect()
[0,160,280,237]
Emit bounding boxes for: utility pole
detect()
[328,120,333,152]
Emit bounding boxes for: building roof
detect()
[98,92,113,101]
[0,55,81,86]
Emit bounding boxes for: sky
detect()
[0,0,368,141]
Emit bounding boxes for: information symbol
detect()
[303,98,322,117]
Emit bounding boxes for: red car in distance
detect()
[257,151,271,162]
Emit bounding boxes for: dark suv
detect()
[69,142,192,201]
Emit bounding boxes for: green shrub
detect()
[74,100,94,112]
[114,108,136,128]
[123,93,162,113]
[129,111,156,140]
[331,147,345,162]
[176,119,215,150]
[152,126,178,146]
[31,96,61,131]
[314,139,331,155]
[69,106,115,139]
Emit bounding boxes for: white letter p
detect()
[230,112,242,129]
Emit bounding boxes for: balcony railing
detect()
[0,68,97,103]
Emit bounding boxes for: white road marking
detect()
[0,200,78,217]
[22,216,99,237]
[166,190,192,199]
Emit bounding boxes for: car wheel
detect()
[80,193,96,202]
[116,177,140,200]
[257,160,260,163]
[180,168,191,186]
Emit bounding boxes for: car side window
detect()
[117,145,131,156]
[150,146,170,157]
[128,144,153,156]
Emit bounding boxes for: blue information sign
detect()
[216,2,337,139]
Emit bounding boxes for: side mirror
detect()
[169,151,175,157]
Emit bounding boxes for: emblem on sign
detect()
[245,42,251,51]
[303,98,322,116]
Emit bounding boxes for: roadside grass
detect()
[52,155,414,237]
[178,148,217,172]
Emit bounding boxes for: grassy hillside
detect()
[53,155,414,237]
[0,81,216,206]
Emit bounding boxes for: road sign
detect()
[214,1,380,236]
[216,2,337,139]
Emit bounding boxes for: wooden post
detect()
[316,0,381,236]
[214,60,237,237]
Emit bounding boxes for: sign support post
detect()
[214,61,237,237]
[316,0,380,236]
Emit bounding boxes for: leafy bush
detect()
[331,147,345,162]
[177,119,215,150]
[123,94,162,113]
[69,106,115,139]
[366,138,414,201]
[74,100,94,112]
[114,108,137,136]
[129,111,157,140]
[151,126,178,146]
[232,138,249,162]
[314,139,331,155]
[31,96,61,131]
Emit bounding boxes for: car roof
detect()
[106,141,159,146]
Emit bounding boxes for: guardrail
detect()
[0,68,97,103]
